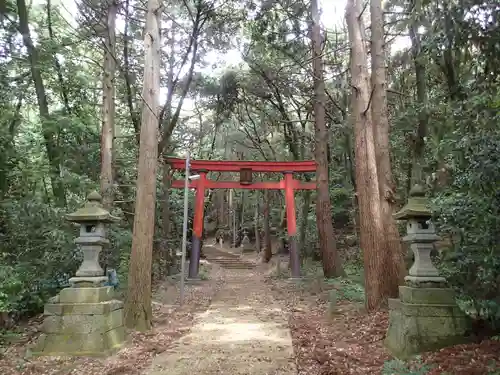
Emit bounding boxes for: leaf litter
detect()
[268,275,500,375]
[0,265,226,375]
[1,257,500,375]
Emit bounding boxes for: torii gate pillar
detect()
[188,171,207,279]
[167,157,317,280]
[284,172,300,278]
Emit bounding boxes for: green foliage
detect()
[0,329,21,346]
[301,259,324,277]
[199,266,210,281]
[382,357,433,375]
[329,185,354,229]
[343,262,365,286]
[0,198,79,316]
[433,127,500,325]
[0,0,498,367]
[486,361,500,375]
[110,226,133,290]
[343,262,363,276]
[326,277,365,302]
[0,264,24,312]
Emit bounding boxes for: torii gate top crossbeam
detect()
[167,157,316,173]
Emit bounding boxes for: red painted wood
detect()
[167,157,316,173]
[284,173,297,236]
[170,179,316,190]
[192,172,206,237]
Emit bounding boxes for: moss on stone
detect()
[59,286,114,304]
[399,286,455,305]
[32,326,125,357]
[34,289,125,357]
[385,292,470,359]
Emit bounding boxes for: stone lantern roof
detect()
[394,184,432,221]
[66,191,119,223]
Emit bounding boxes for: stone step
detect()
[205,257,242,261]
[211,261,255,266]
[202,246,256,269]
[206,257,251,263]
[205,258,256,269]
[203,250,240,259]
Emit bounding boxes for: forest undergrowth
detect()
[2,256,500,375]
[268,258,500,375]
[0,264,225,375]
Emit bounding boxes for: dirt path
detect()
[147,268,296,375]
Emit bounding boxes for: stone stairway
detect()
[203,245,256,269]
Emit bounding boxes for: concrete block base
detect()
[33,327,125,357]
[32,287,126,356]
[384,286,470,359]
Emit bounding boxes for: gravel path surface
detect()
[148,268,296,375]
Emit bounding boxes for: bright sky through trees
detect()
[46,0,410,119]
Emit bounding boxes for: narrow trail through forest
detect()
[147,255,296,375]
[2,244,499,375]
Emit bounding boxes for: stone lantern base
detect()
[384,285,470,359]
[32,286,125,356]
[241,244,255,253]
[240,235,254,253]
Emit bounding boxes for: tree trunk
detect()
[124,0,161,331]
[123,0,140,142]
[16,0,66,206]
[158,9,203,154]
[370,0,405,294]
[346,0,386,311]
[161,162,175,272]
[98,1,117,271]
[229,188,237,246]
[238,191,245,228]
[311,0,344,278]
[298,190,311,259]
[216,190,226,228]
[262,189,272,262]
[158,23,177,272]
[47,0,71,115]
[254,194,260,252]
[0,95,22,197]
[408,0,428,185]
[100,1,117,210]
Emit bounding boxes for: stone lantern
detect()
[32,191,125,357]
[240,227,253,252]
[66,191,118,286]
[384,184,469,359]
[396,184,445,286]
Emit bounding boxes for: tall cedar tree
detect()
[100,1,117,210]
[17,0,66,206]
[346,0,387,311]
[124,0,162,331]
[370,0,405,297]
[311,0,344,277]
[262,190,273,262]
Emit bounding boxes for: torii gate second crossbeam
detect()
[167,157,317,279]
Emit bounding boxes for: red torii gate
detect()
[167,157,317,279]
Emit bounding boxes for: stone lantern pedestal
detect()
[384,185,469,359]
[33,192,125,357]
[240,228,254,253]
